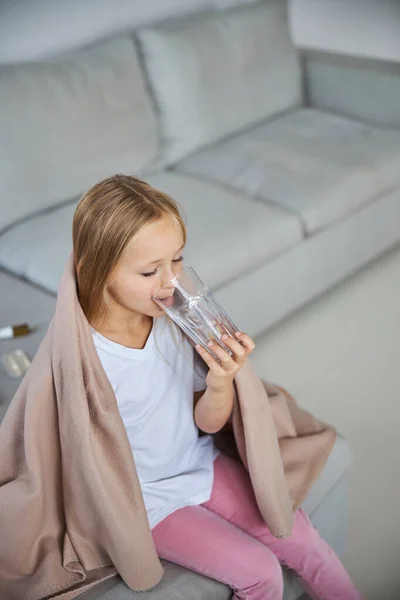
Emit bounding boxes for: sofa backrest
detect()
[138,0,302,164]
[0,0,301,232]
[0,36,158,232]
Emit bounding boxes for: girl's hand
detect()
[196,332,255,392]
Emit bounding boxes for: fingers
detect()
[221,332,255,360]
[234,332,255,353]
[195,331,256,375]
[220,334,246,359]
[208,340,236,370]
[195,344,228,377]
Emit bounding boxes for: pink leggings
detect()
[152,453,362,600]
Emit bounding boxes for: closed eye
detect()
[141,256,184,277]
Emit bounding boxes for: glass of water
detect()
[152,266,241,363]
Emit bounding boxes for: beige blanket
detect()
[0,255,336,600]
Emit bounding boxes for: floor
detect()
[251,244,400,600]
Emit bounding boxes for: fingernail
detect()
[235,331,242,337]
[222,334,228,340]
[207,341,213,347]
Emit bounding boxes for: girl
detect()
[73,174,362,600]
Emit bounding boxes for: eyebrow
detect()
[142,244,185,267]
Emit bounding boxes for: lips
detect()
[155,294,174,308]
[160,295,174,307]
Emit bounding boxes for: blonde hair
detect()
[73,174,187,326]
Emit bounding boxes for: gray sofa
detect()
[1,0,400,598]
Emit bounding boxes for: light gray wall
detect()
[289,0,400,63]
[0,0,260,65]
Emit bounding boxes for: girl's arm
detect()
[194,384,234,434]
[193,331,255,434]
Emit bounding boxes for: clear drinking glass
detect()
[152,266,241,363]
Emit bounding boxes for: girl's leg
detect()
[152,503,283,600]
[268,508,363,600]
[202,453,362,600]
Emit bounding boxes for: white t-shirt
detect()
[92,316,220,529]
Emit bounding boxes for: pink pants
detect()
[152,453,362,600]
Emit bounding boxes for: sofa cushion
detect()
[0,201,77,293]
[148,172,303,288]
[137,0,301,164]
[73,556,302,600]
[0,36,159,232]
[74,561,232,600]
[177,108,400,233]
[0,172,302,294]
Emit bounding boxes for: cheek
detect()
[141,279,158,301]
[109,277,143,305]
[128,279,153,303]
[110,269,161,307]
[131,277,160,304]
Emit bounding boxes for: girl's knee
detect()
[242,545,283,598]
[261,553,283,597]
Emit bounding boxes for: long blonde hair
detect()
[73,174,187,326]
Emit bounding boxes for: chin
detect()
[150,303,165,317]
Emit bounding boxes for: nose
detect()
[161,265,176,290]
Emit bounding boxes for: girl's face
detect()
[106,216,185,322]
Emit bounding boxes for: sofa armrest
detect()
[289,0,400,129]
[303,51,400,130]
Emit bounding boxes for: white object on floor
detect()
[1,349,31,378]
